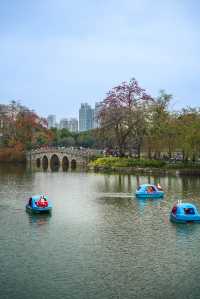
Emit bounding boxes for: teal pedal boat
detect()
[26,195,52,213]
[135,184,164,198]
[170,201,200,223]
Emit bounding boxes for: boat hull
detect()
[136,192,164,199]
[170,213,200,223]
[26,204,52,214]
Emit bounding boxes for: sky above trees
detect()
[0,0,199,119]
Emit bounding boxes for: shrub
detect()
[90,157,166,168]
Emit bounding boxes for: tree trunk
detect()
[137,144,141,159]
[148,147,152,159]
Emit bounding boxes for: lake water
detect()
[1,165,200,299]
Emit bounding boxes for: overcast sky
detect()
[0,0,199,120]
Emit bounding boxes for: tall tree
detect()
[8,108,52,150]
[98,78,153,156]
[145,90,173,159]
[177,108,200,161]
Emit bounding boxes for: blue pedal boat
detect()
[26,195,52,213]
[170,202,200,223]
[135,184,164,198]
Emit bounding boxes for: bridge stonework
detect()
[26,148,99,171]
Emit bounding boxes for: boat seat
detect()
[184,208,195,215]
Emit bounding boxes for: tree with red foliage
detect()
[13,110,53,150]
[4,103,53,151]
[98,78,153,157]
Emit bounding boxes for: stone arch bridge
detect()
[26,147,100,171]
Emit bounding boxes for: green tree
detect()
[177,108,200,161]
[145,90,173,159]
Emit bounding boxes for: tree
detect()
[59,136,75,147]
[98,78,153,156]
[8,108,53,150]
[144,90,173,159]
[177,108,200,161]
[76,132,95,148]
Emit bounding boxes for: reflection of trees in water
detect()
[136,175,140,189]
[117,175,126,192]
[0,163,26,176]
[101,174,200,197]
[103,175,124,192]
[115,175,132,192]
[103,175,111,191]
[103,174,168,193]
[0,163,34,189]
[103,174,161,193]
[181,176,200,193]
[127,175,131,192]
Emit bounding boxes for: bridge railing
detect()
[28,147,102,158]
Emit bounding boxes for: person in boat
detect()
[29,197,33,207]
[156,183,163,191]
[172,206,177,214]
[147,186,154,193]
[184,207,195,215]
[37,195,48,207]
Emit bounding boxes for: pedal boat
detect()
[26,195,52,213]
[170,202,200,223]
[135,184,164,198]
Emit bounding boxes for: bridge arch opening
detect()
[42,156,48,170]
[36,158,41,168]
[71,159,77,170]
[62,156,69,171]
[50,154,60,171]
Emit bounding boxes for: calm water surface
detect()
[1,165,200,299]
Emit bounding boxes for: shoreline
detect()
[1,161,200,176]
[89,165,200,176]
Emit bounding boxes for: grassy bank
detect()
[90,157,165,170]
[89,157,200,175]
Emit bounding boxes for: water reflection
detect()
[136,197,163,212]
[27,213,51,226]
[171,222,200,253]
[174,221,198,232]
[0,163,26,176]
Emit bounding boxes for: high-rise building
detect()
[94,101,103,128]
[59,118,69,129]
[79,103,94,132]
[68,118,78,132]
[47,115,56,128]
[59,118,78,132]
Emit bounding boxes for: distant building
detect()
[79,103,94,132]
[94,101,103,128]
[47,115,56,128]
[59,118,69,129]
[68,118,78,132]
[59,118,78,132]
